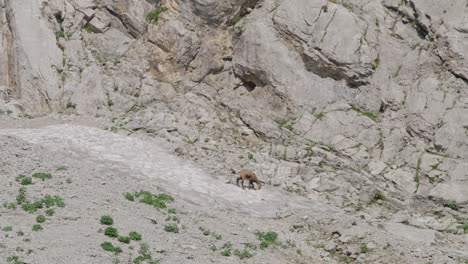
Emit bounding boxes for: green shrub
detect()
[118,236,131,244]
[16,175,33,185]
[147,7,168,24]
[164,225,179,233]
[256,231,279,248]
[32,173,52,181]
[45,209,55,216]
[100,215,114,225]
[234,249,253,259]
[444,201,459,211]
[221,249,231,256]
[124,192,135,201]
[101,242,122,254]
[104,227,118,238]
[2,226,13,232]
[129,231,142,241]
[32,224,43,231]
[36,215,46,223]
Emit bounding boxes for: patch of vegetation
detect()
[15,175,33,185]
[247,153,254,160]
[212,233,222,240]
[244,243,257,250]
[222,242,232,249]
[101,242,122,254]
[100,215,114,225]
[167,208,176,214]
[104,227,119,238]
[84,25,93,33]
[444,201,459,211]
[45,209,55,216]
[36,215,46,223]
[164,225,179,233]
[57,166,67,171]
[2,226,13,232]
[314,112,324,120]
[232,15,244,24]
[360,244,368,253]
[210,245,217,251]
[127,191,174,209]
[147,7,168,24]
[371,56,380,70]
[221,249,231,256]
[66,102,76,109]
[372,192,387,202]
[32,224,43,231]
[6,256,25,264]
[66,178,72,184]
[234,249,253,259]
[32,173,52,181]
[118,236,131,244]
[129,231,142,241]
[133,243,159,264]
[350,104,377,121]
[256,231,279,248]
[284,124,294,131]
[124,192,135,201]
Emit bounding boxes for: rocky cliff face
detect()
[0,0,467,211]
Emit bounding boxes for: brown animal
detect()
[236,169,265,190]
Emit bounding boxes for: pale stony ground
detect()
[0,117,466,264]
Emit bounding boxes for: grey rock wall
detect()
[0,0,466,209]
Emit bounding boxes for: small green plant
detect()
[203,230,210,236]
[147,7,168,24]
[221,249,231,256]
[124,192,135,201]
[66,102,76,109]
[6,256,24,264]
[360,244,368,253]
[222,242,232,249]
[15,175,33,185]
[84,25,93,33]
[129,191,174,209]
[104,227,119,238]
[371,56,380,70]
[244,243,257,250]
[134,92,140,98]
[234,249,253,259]
[372,192,387,202]
[45,209,55,216]
[133,243,159,264]
[314,112,324,120]
[32,173,52,181]
[284,124,294,131]
[36,215,46,223]
[247,153,254,160]
[212,233,222,240]
[232,15,244,24]
[57,166,67,171]
[210,245,217,251]
[2,226,13,232]
[255,231,279,248]
[101,242,122,254]
[100,216,114,225]
[168,208,176,214]
[350,104,377,121]
[118,236,131,244]
[129,231,142,241]
[164,225,179,233]
[32,224,43,231]
[66,178,72,184]
[444,201,459,211]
